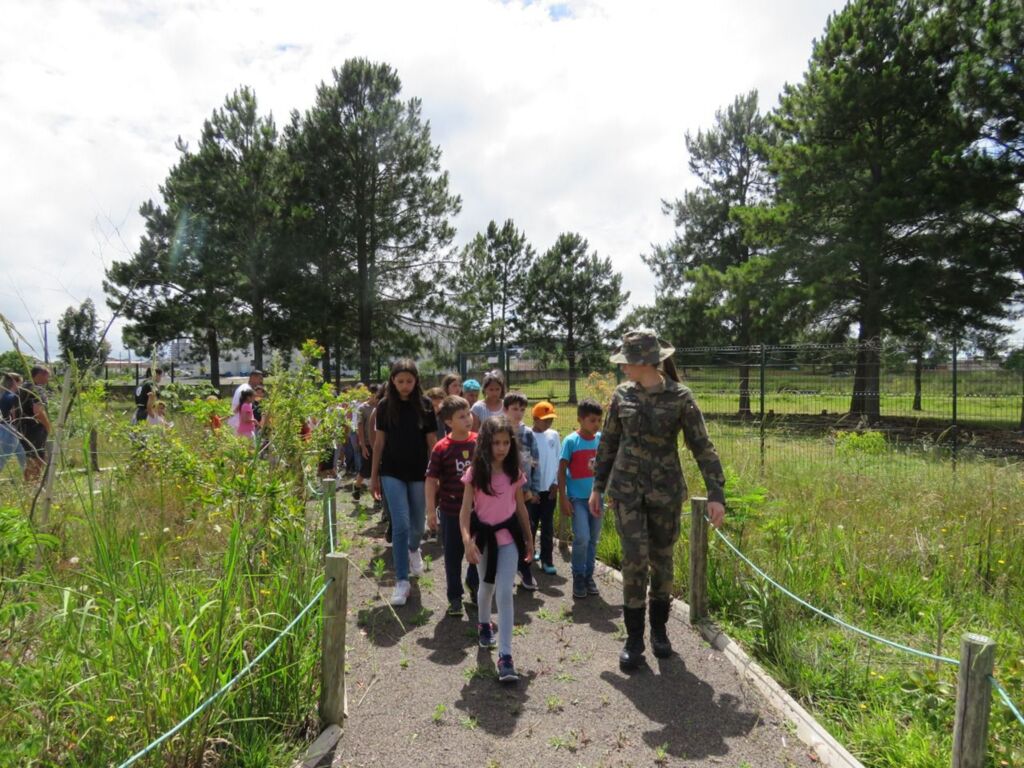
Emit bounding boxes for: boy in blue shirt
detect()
[558,399,603,599]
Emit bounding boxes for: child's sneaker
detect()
[447,599,463,617]
[533,549,541,562]
[519,569,537,591]
[586,576,600,595]
[497,654,518,682]
[390,580,411,606]
[409,548,424,577]
[477,622,497,649]
[542,562,557,575]
[572,575,587,599]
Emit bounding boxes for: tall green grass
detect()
[0,346,359,768]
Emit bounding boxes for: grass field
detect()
[496,368,1024,429]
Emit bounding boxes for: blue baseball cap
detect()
[463,378,481,391]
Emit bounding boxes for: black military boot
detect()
[649,599,673,658]
[619,605,646,672]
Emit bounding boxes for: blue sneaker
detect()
[497,653,518,682]
[533,549,541,562]
[542,562,557,575]
[478,622,496,649]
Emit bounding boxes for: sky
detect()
[0,0,876,360]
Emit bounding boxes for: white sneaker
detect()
[409,548,424,577]
[390,580,411,606]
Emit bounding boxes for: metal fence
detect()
[450,343,1024,466]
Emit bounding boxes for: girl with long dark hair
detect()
[370,359,439,606]
[459,416,534,682]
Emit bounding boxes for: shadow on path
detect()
[452,648,534,737]
[600,654,760,760]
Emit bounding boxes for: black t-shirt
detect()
[376,396,438,481]
[134,381,155,420]
[16,385,47,437]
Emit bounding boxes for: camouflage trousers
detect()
[612,495,681,609]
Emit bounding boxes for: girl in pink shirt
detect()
[236,390,257,439]
[460,415,533,683]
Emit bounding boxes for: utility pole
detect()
[39,320,50,364]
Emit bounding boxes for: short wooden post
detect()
[689,496,709,624]
[320,552,349,727]
[322,478,337,555]
[88,428,100,472]
[952,633,995,768]
[946,630,995,768]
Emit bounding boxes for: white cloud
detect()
[0,0,864,358]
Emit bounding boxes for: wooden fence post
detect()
[689,496,709,624]
[88,428,100,472]
[322,478,337,555]
[320,552,349,728]
[952,632,995,768]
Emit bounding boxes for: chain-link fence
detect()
[446,343,1024,467]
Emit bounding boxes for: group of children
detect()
[367,359,605,683]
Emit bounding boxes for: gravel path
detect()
[331,495,818,768]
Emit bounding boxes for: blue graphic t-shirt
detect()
[560,430,601,499]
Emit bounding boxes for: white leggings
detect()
[477,542,518,657]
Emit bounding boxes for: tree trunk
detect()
[357,224,374,383]
[850,330,881,421]
[334,342,342,388]
[738,365,752,418]
[567,350,578,404]
[737,299,753,418]
[321,344,332,384]
[206,328,220,388]
[251,288,265,371]
[913,355,923,411]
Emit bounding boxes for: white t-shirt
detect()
[228,382,254,429]
[470,400,503,425]
[532,427,561,490]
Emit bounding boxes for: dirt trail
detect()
[331,495,819,768]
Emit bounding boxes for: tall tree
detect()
[193,87,281,370]
[757,0,1023,419]
[281,59,461,382]
[521,233,627,403]
[645,91,805,416]
[105,88,280,386]
[57,299,110,368]
[442,219,535,363]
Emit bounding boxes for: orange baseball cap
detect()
[532,401,557,420]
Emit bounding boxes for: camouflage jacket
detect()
[592,378,725,506]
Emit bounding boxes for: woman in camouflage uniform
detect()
[591,329,726,671]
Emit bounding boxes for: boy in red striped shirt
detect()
[426,395,479,616]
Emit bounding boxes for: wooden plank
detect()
[319,552,349,727]
[689,496,709,624]
[952,632,995,768]
[290,724,342,768]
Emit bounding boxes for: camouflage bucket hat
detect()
[609,329,675,366]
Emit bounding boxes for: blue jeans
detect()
[0,424,26,473]
[570,496,603,578]
[381,476,425,581]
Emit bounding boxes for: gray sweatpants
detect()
[477,542,518,657]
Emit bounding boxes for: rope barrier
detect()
[708,520,960,665]
[115,579,331,768]
[991,676,1024,728]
